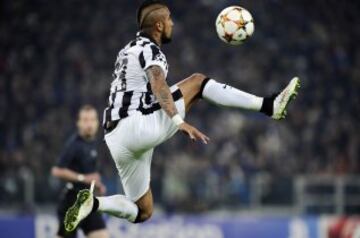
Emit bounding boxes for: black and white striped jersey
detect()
[103,32,169,127]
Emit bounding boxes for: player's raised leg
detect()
[177,73,300,119]
[177,73,262,112]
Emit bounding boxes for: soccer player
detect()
[52,105,109,238]
[64,0,300,231]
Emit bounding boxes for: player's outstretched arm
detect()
[146,66,209,144]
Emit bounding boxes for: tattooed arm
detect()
[146,65,178,118]
[146,65,210,144]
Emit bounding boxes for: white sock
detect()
[97,195,138,222]
[202,79,263,111]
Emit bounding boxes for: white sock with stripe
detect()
[97,195,138,222]
[202,79,263,111]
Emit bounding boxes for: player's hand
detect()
[179,122,210,144]
[96,182,107,196]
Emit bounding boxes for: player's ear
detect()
[156,21,164,31]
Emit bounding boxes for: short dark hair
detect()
[137,0,168,28]
[77,104,97,119]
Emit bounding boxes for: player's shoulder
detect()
[121,33,166,63]
[121,34,156,54]
[135,32,163,52]
[139,40,165,62]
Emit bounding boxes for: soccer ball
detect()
[215,6,255,45]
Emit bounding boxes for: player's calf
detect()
[133,207,153,223]
[133,189,153,223]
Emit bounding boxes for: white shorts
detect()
[104,85,186,201]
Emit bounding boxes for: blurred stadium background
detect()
[1,0,360,237]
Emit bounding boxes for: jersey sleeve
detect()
[142,44,168,74]
[56,139,76,168]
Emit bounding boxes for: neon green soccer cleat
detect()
[272,77,301,120]
[64,181,95,232]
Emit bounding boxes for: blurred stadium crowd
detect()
[1,0,359,212]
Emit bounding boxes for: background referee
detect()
[51,105,109,238]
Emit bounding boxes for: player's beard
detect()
[161,32,172,44]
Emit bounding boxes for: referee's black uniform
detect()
[55,133,106,238]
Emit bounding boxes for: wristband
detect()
[77,174,85,182]
[171,114,184,127]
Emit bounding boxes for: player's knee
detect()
[190,73,207,89]
[191,73,207,82]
